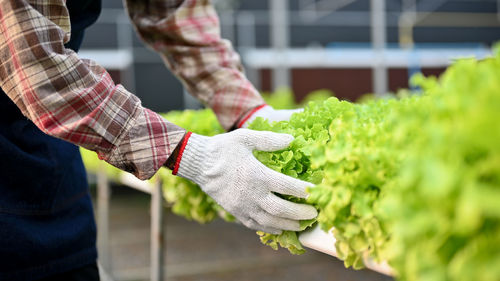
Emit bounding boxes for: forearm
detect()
[0,0,185,179]
[125,0,264,130]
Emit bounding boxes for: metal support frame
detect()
[97,164,111,273]
[150,179,165,281]
[220,10,235,43]
[237,11,257,50]
[370,0,388,97]
[270,0,291,90]
[97,173,165,281]
[116,13,136,95]
[236,11,259,87]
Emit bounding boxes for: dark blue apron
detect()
[0,1,102,280]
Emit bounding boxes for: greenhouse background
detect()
[75,1,500,281]
[80,0,499,110]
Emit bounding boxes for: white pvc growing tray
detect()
[298,225,393,276]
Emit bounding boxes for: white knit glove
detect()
[175,129,318,234]
[238,105,303,128]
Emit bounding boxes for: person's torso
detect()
[0,1,102,279]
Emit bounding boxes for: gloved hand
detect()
[237,104,303,128]
[174,129,318,234]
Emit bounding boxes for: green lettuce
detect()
[80,46,500,281]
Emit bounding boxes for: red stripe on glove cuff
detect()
[172,132,193,175]
[237,104,267,128]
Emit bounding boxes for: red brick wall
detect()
[259,67,447,102]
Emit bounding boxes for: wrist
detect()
[174,133,211,184]
[164,132,188,170]
[236,104,269,128]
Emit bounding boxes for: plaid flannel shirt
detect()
[0,0,264,180]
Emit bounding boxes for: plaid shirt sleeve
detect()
[0,0,186,180]
[124,0,265,130]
